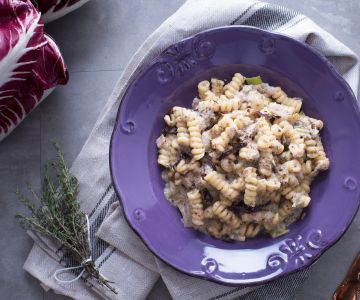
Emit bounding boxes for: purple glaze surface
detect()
[110,26,360,285]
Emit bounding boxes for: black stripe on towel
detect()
[88,184,112,218]
[59,192,117,272]
[230,2,262,25]
[279,16,307,32]
[90,192,118,259]
[98,247,116,268]
[241,3,299,30]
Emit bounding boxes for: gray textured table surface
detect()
[0,1,359,299]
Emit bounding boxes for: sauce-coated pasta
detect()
[156,73,330,241]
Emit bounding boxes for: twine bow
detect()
[54,215,92,283]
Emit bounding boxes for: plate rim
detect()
[109,25,360,286]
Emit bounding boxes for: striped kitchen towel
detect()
[23,0,359,299]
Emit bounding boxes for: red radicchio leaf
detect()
[0,0,68,141]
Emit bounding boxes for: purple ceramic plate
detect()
[110,26,360,285]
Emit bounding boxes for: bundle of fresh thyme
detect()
[16,143,117,294]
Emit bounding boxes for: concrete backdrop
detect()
[0,1,359,299]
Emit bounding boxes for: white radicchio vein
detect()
[0,13,46,90]
[0,90,53,141]
[0,93,34,131]
[0,102,22,125]
[41,0,90,23]
[0,90,17,101]
[0,6,47,140]
[0,108,14,126]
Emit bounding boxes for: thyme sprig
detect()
[16,143,117,294]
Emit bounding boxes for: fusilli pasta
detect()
[157,72,329,241]
[187,190,204,226]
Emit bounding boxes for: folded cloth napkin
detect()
[23,0,359,299]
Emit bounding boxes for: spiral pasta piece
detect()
[268,224,289,238]
[158,147,171,167]
[207,219,223,238]
[258,177,281,193]
[239,146,260,162]
[268,87,302,113]
[280,150,292,162]
[267,191,281,203]
[272,140,285,154]
[212,201,241,228]
[211,120,237,152]
[288,173,300,187]
[313,151,330,173]
[305,139,329,173]
[256,118,283,154]
[198,80,210,100]
[231,177,245,192]
[257,134,275,153]
[224,73,245,99]
[218,97,242,112]
[292,193,311,208]
[281,177,311,203]
[176,120,190,146]
[298,177,311,194]
[271,124,283,139]
[219,193,232,207]
[279,121,305,158]
[204,171,239,200]
[288,136,305,158]
[204,172,227,191]
[257,117,271,135]
[309,117,324,130]
[172,107,191,146]
[175,159,199,174]
[157,135,178,167]
[302,160,313,175]
[244,167,258,207]
[248,94,270,113]
[204,90,218,101]
[281,186,297,200]
[285,159,302,173]
[233,114,251,130]
[241,210,278,224]
[197,96,242,113]
[211,78,225,96]
[304,139,319,159]
[220,156,235,173]
[164,114,176,127]
[203,207,214,219]
[187,116,205,161]
[257,178,267,193]
[210,115,233,136]
[258,152,274,177]
[237,223,262,240]
[267,177,282,191]
[187,190,204,226]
